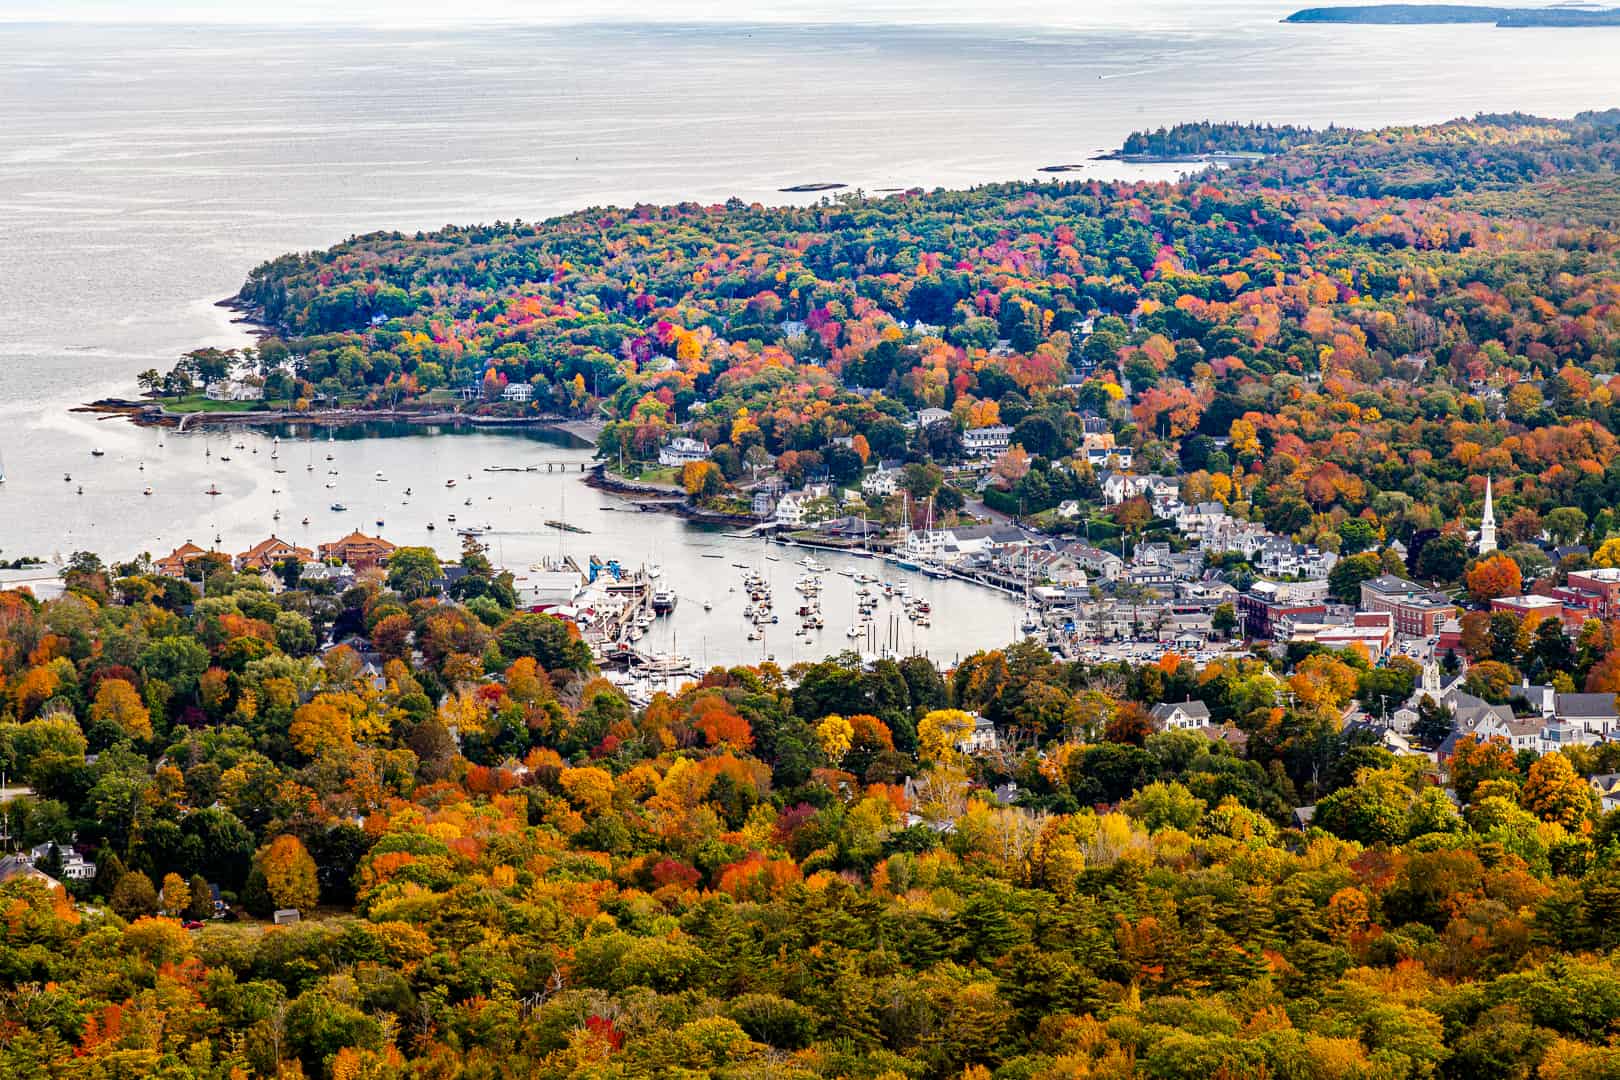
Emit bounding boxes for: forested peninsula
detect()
[1284,4,1620,26]
[16,109,1620,1080]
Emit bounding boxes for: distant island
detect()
[1094,120,1323,163]
[1285,4,1620,25]
[778,182,847,193]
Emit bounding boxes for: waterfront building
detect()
[155,541,212,578]
[657,436,711,467]
[235,535,315,572]
[317,531,397,568]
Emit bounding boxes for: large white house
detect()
[775,493,807,527]
[204,379,263,402]
[862,466,903,497]
[963,425,1014,457]
[501,383,534,403]
[658,437,711,467]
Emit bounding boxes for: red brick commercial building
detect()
[1358,574,1457,637]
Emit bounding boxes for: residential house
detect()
[0,854,61,891]
[155,541,212,578]
[1151,700,1212,732]
[775,494,807,528]
[317,531,397,568]
[1082,445,1133,469]
[235,535,314,573]
[914,407,951,430]
[963,424,1014,457]
[657,437,711,467]
[204,379,263,402]
[1257,537,1337,579]
[862,466,903,498]
[1066,543,1125,582]
[25,841,96,881]
[1473,712,1551,754]
[500,383,534,403]
[1554,692,1620,736]
[955,712,1000,754]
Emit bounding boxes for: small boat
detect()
[219,455,231,461]
[272,510,281,521]
[76,485,84,495]
[464,498,473,506]
[90,448,104,457]
[142,486,153,496]
[330,502,347,511]
[205,485,221,496]
[703,600,713,611]
[63,473,71,482]
[646,563,663,580]
[301,516,310,525]
[447,514,457,522]
[137,461,144,471]
[701,553,724,559]
[445,479,456,488]
[651,589,677,613]
[426,522,435,531]
[403,487,411,496]
[376,519,385,527]
[375,471,385,481]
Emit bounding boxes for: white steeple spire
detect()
[1478,474,1497,554]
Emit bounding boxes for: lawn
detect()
[161,395,269,414]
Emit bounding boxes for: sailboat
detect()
[0,448,6,483]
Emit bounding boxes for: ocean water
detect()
[0,10,1617,660]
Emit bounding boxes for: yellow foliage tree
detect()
[257,834,319,913]
[1523,752,1596,828]
[160,872,190,916]
[815,714,855,763]
[560,766,616,816]
[917,709,976,763]
[90,678,153,741]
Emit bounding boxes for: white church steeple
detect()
[1478,474,1497,554]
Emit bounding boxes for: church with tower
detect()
[1477,474,1497,554]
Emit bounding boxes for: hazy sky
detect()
[0,0,1299,29]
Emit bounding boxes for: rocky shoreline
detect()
[585,466,761,527]
[73,398,603,443]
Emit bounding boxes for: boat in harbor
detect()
[330,502,347,511]
[205,484,221,496]
[90,448,104,457]
[651,589,677,613]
